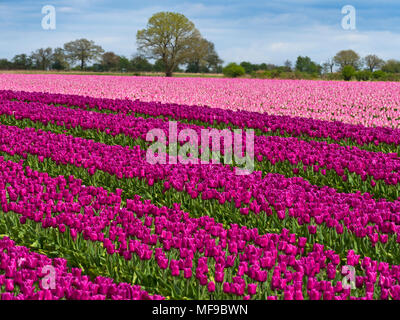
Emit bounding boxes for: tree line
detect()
[0,13,224,75]
[0,39,222,74]
[223,50,400,81]
[1,11,400,81]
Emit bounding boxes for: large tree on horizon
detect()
[136,12,203,77]
[333,49,361,70]
[63,39,104,70]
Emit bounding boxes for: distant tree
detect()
[186,39,222,73]
[372,70,387,80]
[363,54,384,72]
[266,63,278,70]
[295,56,321,74]
[51,47,69,70]
[239,61,257,74]
[30,47,53,70]
[131,54,153,72]
[101,52,120,71]
[0,59,12,70]
[333,50,361,70]
[118,56,131,72]
[185,37,211,73]
[12,54,32,70]
[342,65,356,81]
[322,58,335,73]
[63,39,105,70]
[153,59,181,73]
[355,70,372,81]
[222,63,245,78]
[258,63,268,70]
[136,12,202,77]
[283,60,292,72]
[204,42,223,73]
[382,59,400,73]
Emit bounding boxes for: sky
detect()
[1,0,400,65]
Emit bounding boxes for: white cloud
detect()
[57,7,80,14]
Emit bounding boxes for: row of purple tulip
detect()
[0,122,399,248]
[1,98,400,190]
[1,157,400,299]
[0,236,163,300]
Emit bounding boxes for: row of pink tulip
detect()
[0,75,399,128]
[1,89,400,147]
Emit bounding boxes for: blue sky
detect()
[1,0,400,65]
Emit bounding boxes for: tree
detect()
[284,60,292,72]
[52,47,69,70]
[30,47,53,70]
[372,70,387,80]
[222,63,245,78]
[153,59,181,73]
[63,39,104,70]
[382,59,400,73]
[101,52,120,71]
[12,54,32,70]
[136,12,202,77]
[364,54,384,72]
[258,63,268,70]
[0,59,11,70]
[118,56,131,72]
[204,41,223,73]
[295,56,321,74]
[186,39,222,73]
[185,37,210,73]
[322,58,335,73]
[333,50,361,70]
[342,65,356,81]
[131,54,153,72]
[355,70,372,81]
[239,62,257,74]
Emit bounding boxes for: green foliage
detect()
[118,56,132,72]
[130,55,153,72]
[222,63,245,78]
[240,61,257,74]
[30,47,53,70]
[63,39,105,70]
[136,12,201,77]
[342,65,356,81]
[0,59,12,70]
[334,49,361,70]
[372,70,387,80]
[101,52,120,71]
[295,56,321,74]
[382,59,400,73]
[11,54,33,70]
[355,70,372,81]
[51,48,69,70]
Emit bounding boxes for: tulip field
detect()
[1,74,400,300]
